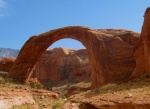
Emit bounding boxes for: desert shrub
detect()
[0,77,5,84]
[36,83,44,89]
[73,100,80,103]
[30,83,44,89]
[53,102,62,109]
[5,78,14,83]
[61,95,67,99]
[30,83,36,88]
[94,88,101,94]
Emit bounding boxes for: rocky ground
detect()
[0,71,60,109]
[1,71,150,109]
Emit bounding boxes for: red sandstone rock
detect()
[0,57,16,72]
[8,26,139,88]
[96,29,139,83]
[32,48,91,86]
[131,7,150,78]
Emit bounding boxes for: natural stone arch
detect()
[9,26,111,88]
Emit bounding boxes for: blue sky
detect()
[0,0,149,50]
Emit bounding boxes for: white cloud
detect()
[0,0,8,17]
[0,0,7,8]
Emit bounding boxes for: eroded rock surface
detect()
[132,7,150,77]
[0,57,15,72]
[9,27,139,87]
[0,88,35,109]
[0,86,59,109]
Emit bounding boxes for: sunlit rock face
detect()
[132,7,150,78]
[32,48,91,87]
[9,26,139,88]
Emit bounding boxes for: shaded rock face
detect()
[0,57,16,72]
[32,48,91,87]
[98,29,140,83]
[9,26,139,88]
[133,7,150,77]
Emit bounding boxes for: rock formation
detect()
[32,48,91,87]
[132,7,150,78]
[0,57,16,72]
[9,26,139,88]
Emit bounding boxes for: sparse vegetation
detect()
[84,76,150,98]
[5,78,14,83]
[0,74,14,84]
[27,77,44,89]
[29,83,36,88]
[29,83,44,89]
[61,95,67,99]
[36,83,44,89]
[52,81,90,94]
[11,104,31,109]
[94,88,101,94]
[34,98,45,109]
[0,76,5,84]
[1,70,150,109]
[53,102,62,109]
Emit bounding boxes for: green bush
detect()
[5,78,13,83]
[30,83,44,89]
[0,77,5,84]
[36,84,44,89]
[53,102,62,109]
[61,95,67,99]
[30,83,36,88]
[94,88,100,94]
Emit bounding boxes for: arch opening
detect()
[31,38,91,87]
[48,38,85,50]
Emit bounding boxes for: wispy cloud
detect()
[0,0,9,17]
[0,0,7,8]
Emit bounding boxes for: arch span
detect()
[9,26,111,88]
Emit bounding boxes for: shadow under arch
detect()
[9,26,111,88]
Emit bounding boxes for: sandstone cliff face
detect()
[132,7,150,77]
[9,26,140,88]
[32,48,91,86]
[96,29,139,83]
[0,57,16,72]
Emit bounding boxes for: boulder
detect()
[0,57,16,72]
